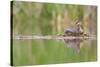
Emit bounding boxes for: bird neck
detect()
[76,24,81,32]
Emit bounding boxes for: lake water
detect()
[12,38,97,66]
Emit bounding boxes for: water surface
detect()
[13,39,97,66]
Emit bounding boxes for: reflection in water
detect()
[13,37,97,65]
[64,38,84,53]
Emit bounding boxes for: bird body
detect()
[64,28,83,36]
[63,20,85,37]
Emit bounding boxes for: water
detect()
[12,38,97,66]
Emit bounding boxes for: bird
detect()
[63,19,88,37]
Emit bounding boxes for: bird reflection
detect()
[64,38,83,53]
